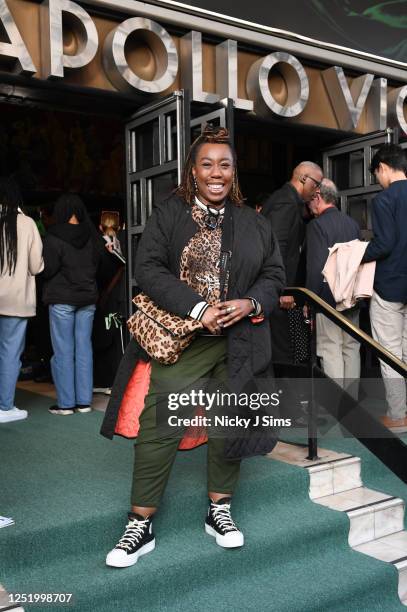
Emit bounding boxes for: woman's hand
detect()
[216,299,254,328]
[201,305,224,334]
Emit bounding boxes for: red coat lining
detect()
[114,360,207,450]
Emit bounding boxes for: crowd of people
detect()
[0,184,126,422]
[0,131,406,563]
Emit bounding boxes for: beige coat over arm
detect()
[322,239,376,311]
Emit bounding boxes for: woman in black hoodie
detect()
[43,194,101,415]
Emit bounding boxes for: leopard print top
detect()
[179,204,224,305]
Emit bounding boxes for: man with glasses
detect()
[362,144,407,430]
[262,161,323,365]
[306,178,361,389]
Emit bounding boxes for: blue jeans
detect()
[0,316,28,410]
[49,304,96,408]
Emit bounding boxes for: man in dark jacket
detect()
[262,161,323,364]
[43,194,102,415]
[306,178,360,385]
[362,144,407,430]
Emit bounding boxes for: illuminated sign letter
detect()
[322,66,374,130]
[0,0,36,74]
[216,40,253,111]
[41,0,98,79]
[181,31,220,104]
[246,51,309,118]
[103,18,178,94]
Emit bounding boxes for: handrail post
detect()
[307,304,319,461]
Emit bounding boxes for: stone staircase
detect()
[273,442,407,606]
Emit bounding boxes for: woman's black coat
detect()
[101,195,286,459]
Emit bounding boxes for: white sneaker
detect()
[106,513,155,568]
[93,387,110,394]
[0,407,28,423]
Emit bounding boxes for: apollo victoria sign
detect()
[0,0,406,133]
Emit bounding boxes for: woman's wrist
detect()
[245,297,262,317]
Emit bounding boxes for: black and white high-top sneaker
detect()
[106,513,155,568]
[205,497,244,548]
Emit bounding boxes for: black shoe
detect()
[48,405,74,415]
[106,513,155,567]
[205,497,244,548]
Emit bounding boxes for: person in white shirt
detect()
[0,177,44,423]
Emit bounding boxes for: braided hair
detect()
[0,177,23,275]
[176,125,244,206]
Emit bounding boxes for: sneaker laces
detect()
[116,516,150,551]
[211,502,237,533]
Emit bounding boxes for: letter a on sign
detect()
[0,0,36,74]
[322,66,374,130]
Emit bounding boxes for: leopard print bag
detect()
[127,293,204,365]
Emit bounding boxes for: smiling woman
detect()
[101,125,286,568]
[192,143,234,205]
[176,126,244,208]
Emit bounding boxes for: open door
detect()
[323,129,397,238]
[124,91,234,314]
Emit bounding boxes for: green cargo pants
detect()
[131,336,241,507]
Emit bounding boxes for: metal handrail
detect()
[281,288,407,480]
[284,287,407,376]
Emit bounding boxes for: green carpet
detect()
[0,389,405,612]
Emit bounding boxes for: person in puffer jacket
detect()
[42,194,102,416]
[103,126,285,568]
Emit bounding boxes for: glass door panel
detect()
[331,149,364,190]
[147,172,178,212]
[346,195,369,230]
[133,119,160,171]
